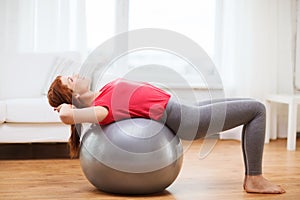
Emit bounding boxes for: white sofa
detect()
[0,52,81,143]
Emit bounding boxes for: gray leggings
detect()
[164,97,266,176]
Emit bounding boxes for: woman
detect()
[47,74,285,194]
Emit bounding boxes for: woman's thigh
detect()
[165,98,264,140]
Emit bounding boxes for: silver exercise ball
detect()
[80,118,183,195]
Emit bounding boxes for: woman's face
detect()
[60,74,91,95]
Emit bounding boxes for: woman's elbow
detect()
[59,114,74,125]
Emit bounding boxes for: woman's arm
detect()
[56,103,108,125]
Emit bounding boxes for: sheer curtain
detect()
[214,0,296,99]
[214,0,296,140]
[0,0,86,54]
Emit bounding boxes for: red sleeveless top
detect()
[93,78,171,125]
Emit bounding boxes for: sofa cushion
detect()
[0,101,6,123]
[0,123,70,143]
[5,97,61,123]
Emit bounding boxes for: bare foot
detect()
[243,175,285,194]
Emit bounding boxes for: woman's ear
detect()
[72,93,82,108]
[71,93,82,108]
[74,93,80,99]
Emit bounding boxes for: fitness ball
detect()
[80,118,183,195]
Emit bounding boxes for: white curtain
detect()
[0,0,86,54]
[214,0,296,100]
[214,0,296,140]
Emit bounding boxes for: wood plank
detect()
[0,139,299,200]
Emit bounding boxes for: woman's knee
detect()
[254,101,266,116]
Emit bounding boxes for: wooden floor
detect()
[0,139,299,200]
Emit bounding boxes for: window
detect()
[129,0,215,56]
[126,0,217,88]
[86,0,217,89]
[85,0,215,56]
[86,0,115,51]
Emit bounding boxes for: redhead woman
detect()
[47,74,285,194]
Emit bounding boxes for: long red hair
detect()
[47,76,81,158]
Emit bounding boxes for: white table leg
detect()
[265,101,278,143]
[265,100,271,143]
[270,103,278,140]
[287,102,297,151]
[270,102,277,140]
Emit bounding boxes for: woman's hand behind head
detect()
[54,103,74,113]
